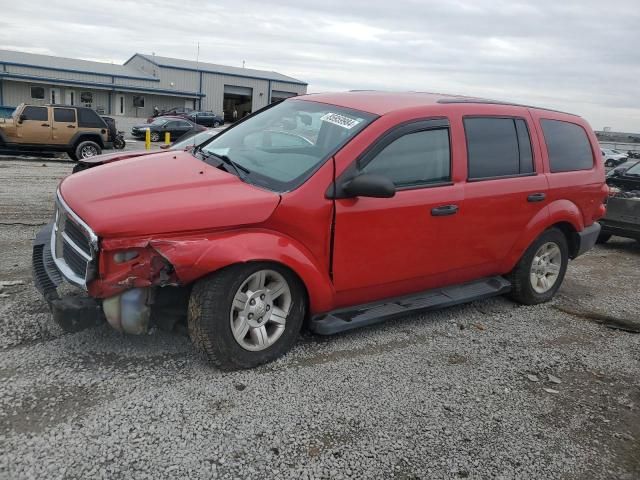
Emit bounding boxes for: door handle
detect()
[41,123,50,127]
[67,125,76,128]
[431,204,459,216]
[527,193,546,202]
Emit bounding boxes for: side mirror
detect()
[342,173,395,198]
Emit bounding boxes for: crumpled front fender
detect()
[149,229,335,314]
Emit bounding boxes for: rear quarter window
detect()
[540,119,593,172]
[77,108,106,128]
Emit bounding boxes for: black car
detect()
[598,161,640,243]
[131,117,206,142]
[186,111,224,127]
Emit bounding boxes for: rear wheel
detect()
[188,263,306,369]
[508,228,568,305]
[75,140,101,160]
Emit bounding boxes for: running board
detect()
[310,276,511,335]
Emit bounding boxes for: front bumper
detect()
[33,223,151,334]
[32,223,105,331]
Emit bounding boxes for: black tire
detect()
[596,233,612,244]
[67,150,78,161]
[74,140,101,160]
[605,159,615,168]
[213,121,221,128]
[188,262,306,370]
[507,228,569,305]
[114,137,126,149]
[150,131,161,142]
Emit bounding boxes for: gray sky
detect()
[1,0,639,131]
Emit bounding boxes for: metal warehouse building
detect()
[0,49,307,121]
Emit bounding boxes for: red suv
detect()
[33,92,606,369]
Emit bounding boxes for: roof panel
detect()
[134,53,307,85]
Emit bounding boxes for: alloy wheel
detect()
[80,145,98,158]
[229,269,292,351]
[530,242,562,293]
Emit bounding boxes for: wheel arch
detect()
[149,229,335,314]
[501,200,585,271]
[71,132,104,149]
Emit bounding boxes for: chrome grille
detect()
[51,192,98,288]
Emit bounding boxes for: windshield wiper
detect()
[197,150,250,182]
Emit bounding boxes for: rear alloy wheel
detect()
[508,228,568,305]
[75,140,101,160]
[150,131,161,142]
[188,263,305,369]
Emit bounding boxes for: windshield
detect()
[625,162,640,176]
[172,130,217,150]
[200,99,377,191]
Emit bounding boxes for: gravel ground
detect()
[0,158,639,479]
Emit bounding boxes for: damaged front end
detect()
[32,192,184,334]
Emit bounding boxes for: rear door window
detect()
[464,117,534,179]
[540,119,593,172]
[22,106,48,121]
[77,108,105,128]
[53,108,76,123]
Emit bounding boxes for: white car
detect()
[601,148,628,167]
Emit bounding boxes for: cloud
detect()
[0,0,639,130]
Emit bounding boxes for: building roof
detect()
[130,53,307,85]
[0,49,157,80]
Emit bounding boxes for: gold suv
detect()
[0,103,111,160]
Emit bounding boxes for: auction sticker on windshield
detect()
[320,112,362,129]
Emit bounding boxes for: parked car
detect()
[72,129,220,173]
[146,107,193,123]
[607,159,640,178]
[0,103,111,160]
[131,117,205,142]
[598,161,640,243]
[33,92,606,369]
[186,111,224,127]
[601,148,628,168]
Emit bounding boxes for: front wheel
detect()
[188,263,306,369]
[150,131,161,142]
[605,159,615,167]
[508,228,568,305]
[213,121,221,127]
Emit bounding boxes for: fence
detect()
[599,142,640,153]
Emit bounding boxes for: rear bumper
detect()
[574,222,601,257]
[600,219,640,240]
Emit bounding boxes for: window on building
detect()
[53,108,76,123]
[362,128,451,187]
[21,106,48,121]
[465,117,534,179]
[30,86,45,100]
[80,92,93,105]
[132,96,145,108]
[540,119,594,172]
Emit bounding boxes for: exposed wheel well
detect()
[550,222,579,258]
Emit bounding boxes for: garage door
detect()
[224,85,253,96]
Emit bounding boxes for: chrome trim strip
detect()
[56,190,99,250]
[61,231,92,261]
[50,190,99,289]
